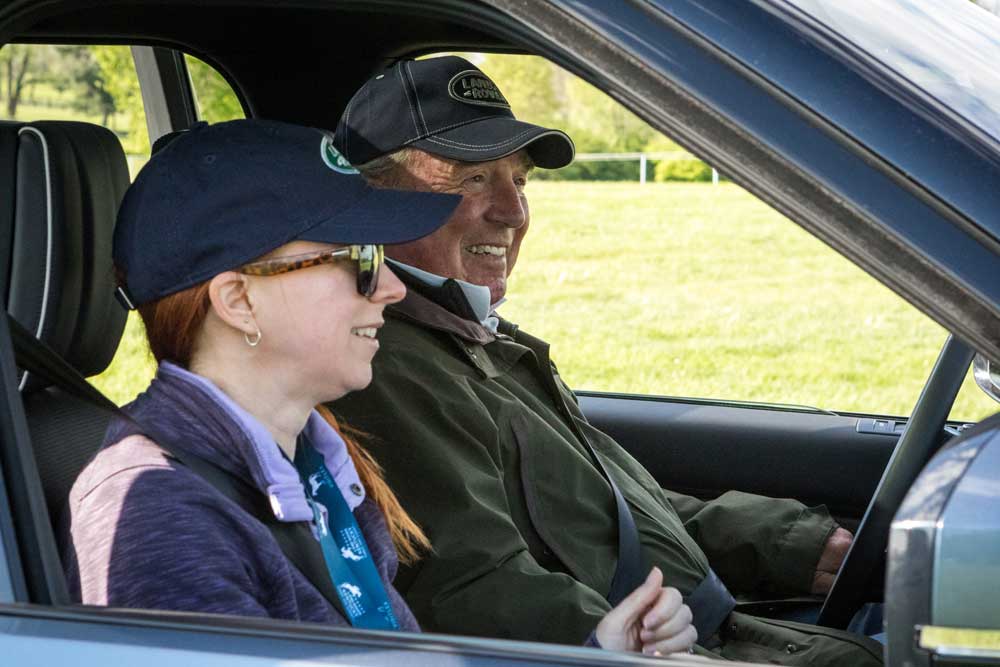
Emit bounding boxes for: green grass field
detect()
[90,181,999,421]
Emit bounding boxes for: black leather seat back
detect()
[1,120,130,524]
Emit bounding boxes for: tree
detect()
[1,44,41,118]
[477,54,567,132]
[476,53,658,180]
[185,55,244,123]
[55,46,116,125]
[91,46,149,155]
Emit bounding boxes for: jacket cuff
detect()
[584,629,602,649]
[771,504,837,593]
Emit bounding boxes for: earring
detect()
[244,328,262,347]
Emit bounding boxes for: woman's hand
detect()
[595,567,697,656]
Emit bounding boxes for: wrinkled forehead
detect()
[449,149,535,173]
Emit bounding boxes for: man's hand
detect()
[811,527,853,594]
[595,567,698,656]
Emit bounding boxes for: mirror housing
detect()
[973,354,1000,404]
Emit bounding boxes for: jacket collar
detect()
[390,278,498,345]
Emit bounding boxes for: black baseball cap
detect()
[113,119,460,307]
[334,56,575,168]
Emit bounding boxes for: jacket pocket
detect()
[508,412,618,594]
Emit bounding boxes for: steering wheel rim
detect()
[816,335,974,628]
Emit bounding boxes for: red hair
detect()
[137,282,429,564]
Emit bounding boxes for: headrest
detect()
[0,121,130,393]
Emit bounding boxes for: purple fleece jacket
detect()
[59,362,419,630]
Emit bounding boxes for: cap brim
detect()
[412,117,575,169]
[299,181,460,245]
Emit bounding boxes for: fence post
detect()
[639,153,647,185]
[712,167,719,185]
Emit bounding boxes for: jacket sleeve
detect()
[66,461,276,617]
[663,488,836,595]
[333,353,612,645]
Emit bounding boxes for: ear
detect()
[207,271,257,336]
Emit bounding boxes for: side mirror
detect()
[973,354,1000,404]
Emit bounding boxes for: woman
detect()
[61,119,696,656]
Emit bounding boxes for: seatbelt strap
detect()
[685,569,736,643]
[146,432,348,619]
[7,313,119,414]
[6,312,348,616]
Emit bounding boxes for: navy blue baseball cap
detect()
[113,119,460,307]
[334,56,575,168]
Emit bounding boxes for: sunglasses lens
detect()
[355,244,382,296]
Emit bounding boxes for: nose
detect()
[487,178,527,229]
[369,264,406,304]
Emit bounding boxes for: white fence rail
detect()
[574,151,719,185]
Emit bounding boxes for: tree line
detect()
[1,46,711,181]
[477,54,714,182]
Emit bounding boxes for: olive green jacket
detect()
[332,287,882,665]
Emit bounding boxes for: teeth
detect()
[351,327,377,339]
[467,245,506,257]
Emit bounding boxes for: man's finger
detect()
[644,624,698,656]
[639,586,682,631]
[816,527,853,573]
[811,571,835,595]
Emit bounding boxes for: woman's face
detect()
[246,240,405,402]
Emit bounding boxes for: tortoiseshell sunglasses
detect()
[238,244,384,297]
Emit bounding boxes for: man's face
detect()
[385,149,532,304]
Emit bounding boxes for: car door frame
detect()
[2,0,1000,663]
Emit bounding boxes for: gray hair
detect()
[355,147,419,187]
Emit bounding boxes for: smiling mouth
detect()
[466,244,507,257]
[351,327,378,339]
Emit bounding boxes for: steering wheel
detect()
[816,335,975,628]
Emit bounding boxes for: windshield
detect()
[784,0,1000,142]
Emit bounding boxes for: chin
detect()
[346,370,374,393]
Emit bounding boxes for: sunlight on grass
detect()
[91,181,998,421]
[503,182,997,421]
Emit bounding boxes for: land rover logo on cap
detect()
[448,70,510,109]
[320,132,359,174]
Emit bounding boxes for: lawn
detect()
[90,181,999,421]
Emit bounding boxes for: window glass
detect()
[24,46,992,420]
[185,54,245,123]
[0,45,150,175]
[784,0,1000,144]
[453,54,997,421]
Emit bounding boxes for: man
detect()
[331,56,881,665]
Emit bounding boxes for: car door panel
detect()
[578,393,897,522]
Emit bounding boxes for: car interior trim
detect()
[0,602,666,667]
[0,314,37,604]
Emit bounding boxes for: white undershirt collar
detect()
[390,260,504,333]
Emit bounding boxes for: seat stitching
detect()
[16,126,54,391]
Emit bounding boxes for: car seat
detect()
[0,120,130,542]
